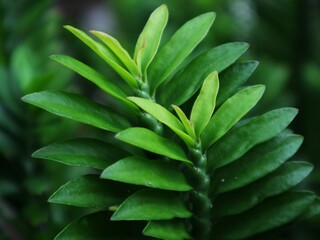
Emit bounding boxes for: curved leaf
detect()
[32,138,128,169]
[101,156,192,191]
[190,71,219,137]
[157,42,249,108]
[134,4,168,74]
[148,12,216,91]
[112,189,192,220]
[172,105,196,139]
[143,219,191,240]
[22,91,130,132]
[207,108,298,171]
[116,127,191,164]
[202,85,265,149]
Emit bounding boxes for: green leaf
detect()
[90,31,140,77]
[134,5,168,74]
[50,55,136,110]
[213,162,313,217]
[116,127,191,164]
[207,108,298,171]
[300,197,320,220]
[64,25,137,88]
[190,71,219,137]
[202,85,265,149]
[22,91,130,132]
[211,133,303,194]
[172,105,196,139]
[157,42,249,108]
[111,189,192,220]
[143,219,192,240]
[49,175,130,208]
[55,211,147,240]
[101,156,192,191]
[216,61,259,106]
[32,138,128,169]
[128,97,194,146]
[148,12,216,92]
[212,191,315,239]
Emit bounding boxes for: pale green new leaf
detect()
[49,175,129,208]
[157,42,249,108]
[202,85,265,149]
[148,12,216,92]
[22,91,130,132]
[134,5,168,74]
[207,108,298,171]
[101,156,192,191]
[32,138,128,170]
[172,105,196,139]
[143,220,192,240]
[190,71,219,137]
[116,127,191,164]
[112,189,192,220]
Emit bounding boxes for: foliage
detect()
[23,5,320,239]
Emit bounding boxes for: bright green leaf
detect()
[190,71,219,137]
[214,162,313,217]
[111,189,192,220]
[143,219,192,240]
[157,42,249,108]
[172,105,196,139]
[101,156,192,191]
[22,91,130,132]
[212,191,315,239]
[134,5,168,74]
[148,12,216,92]
[207,108,298,171]
[202,85,265,149]
[116,127,191,164]
[211,133,303,194]
[32,138,128,169]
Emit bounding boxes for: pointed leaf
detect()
[116,127,191,164]
[149,12,216,91]
[213,191,315,239]
[101,156,192,191]
[32,138,128,169]
[55,211,147,240]
[49,175,131,208]
[143,219,192,240]
[157,42,249,108]
[202,85,265,149]
[216,61,259,106]
[190,71,219,136]
[112,189,192,220]
[50,55,136,110]
[134,5,168,73]
[214,162,313,217]
[172,105,196,139]
[90,31,140,76]
[211,133,303,194]
[207,108,298,171]
[22,91,130,132]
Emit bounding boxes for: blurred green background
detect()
[1,0,319,239]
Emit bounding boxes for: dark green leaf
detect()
[207,108,298,171]
[22,91,130,132]
[157,42,249,108]
[32,138,128,169]
[213,162,313,217]
[143,219,192,240]
[112,189,192,220]
[212,191,315,239]
[300,197,320,220]
[211,133,303,194]
[101,156,192,191]
[148,12,216,91]
[116,127,191,164]
[49,175,130,208]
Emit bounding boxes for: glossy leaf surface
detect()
[101,156,192,191]
[22,91,130,132]
[112,189,192,220]
[172,105,196,139]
